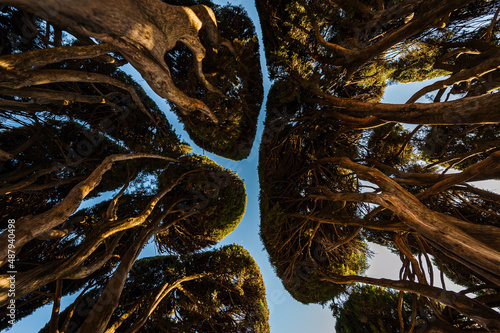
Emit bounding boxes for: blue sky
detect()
[5,1,490,332]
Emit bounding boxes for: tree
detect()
[333,284,500,333]
[0,10,253,326]
[258,74,500,332]
[259,80,371,304]
[332,285,412,333]
[40,245,269,333]
[163,1,264,159]
[0,152,248,329]
[0,1,263,159]
[255,0,500,127]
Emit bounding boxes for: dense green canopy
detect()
[2,0,500,332]
[257,0,500,330]
[39,245,270,333]
[0,3,266,331]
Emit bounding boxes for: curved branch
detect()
[0,44,115,70]
[0,87,121,106]
[0,153,175,268]
[407,49,500,103]
[321,274,500,330]
[77,227,154,333]
[5,0,220,122]
[418,151,500,199]
[316,88,500,125]
[297,0,356,61]
[485,5,500,43]
[120,273,210,333]
[317,157,500,279]
[0,99,51,112]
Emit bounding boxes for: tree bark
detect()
[49,279,63,333]
[317,157,500,282]
[0,87,122,106]
[0,44,115,70]
[418,151,500,199]
[318,89,500,125]
[344,0,475,75]
[0,153,174,268]
[4,0,220,122]
[407,49,500,103]
[120,273,209,333]
[77,227,153,333]
[0,171,186,306]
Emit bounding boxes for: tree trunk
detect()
[345,0,476,75]
[318,157,500,283]
[120,273,209,333]
[0,171,184,305]
[4,0,220,121]
[77,227,153,333]
[0,44,115,70]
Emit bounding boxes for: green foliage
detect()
[332,285,412,333]
[164,1,264,160]
[40,245,270,333]
[0,7,252,331]
[259,81,371,305]
[387,42,450,84]
[365,123,417,168]
[0,120,129,222]
[155,154,246,253]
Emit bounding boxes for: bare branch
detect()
[0,44,115,70]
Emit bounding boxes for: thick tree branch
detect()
[0,87,122,106]
[0,153,174,268]
[77,227,154,333]
[320,274,500,330]
[408,49,500,103]
[0,99,50,112]
[316,88,500,125]
[0,44,115,70]
[5,0,220,122]
[317,157,500,279]
[418,151,500,199]
[49,279,63,333]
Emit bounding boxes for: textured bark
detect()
[49,279,63,333]
[318,157,500,282]
[4,0,222,122]
[0,87,121,106]
[0,172,184,305]
[0,233,122,306]
[318,89,500,125]
[119,273,209,333]
[418,151,500,199]
[369,159,500,186]
[77,227,153,333]
[0,163,72,195]
[0,43,115,70]
[0,99,51,112]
